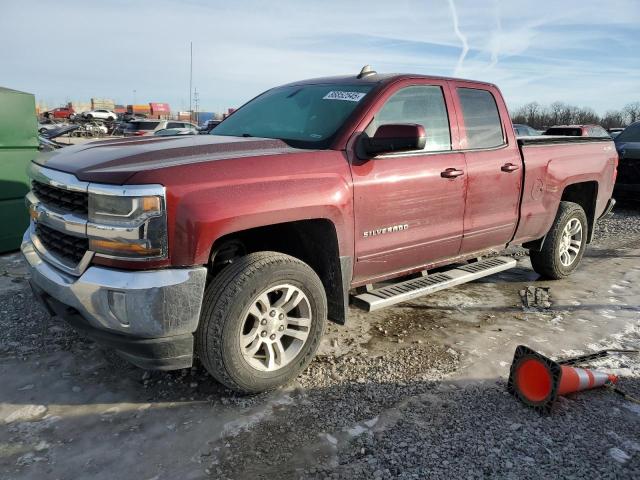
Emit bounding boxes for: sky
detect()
[1,0,638,115]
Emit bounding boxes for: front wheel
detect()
[529,201,588,279]
[196,252,327,394]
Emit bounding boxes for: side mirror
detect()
[363,123,426,156]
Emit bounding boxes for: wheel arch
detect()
[559,181,598,243]
[524,180,599,251]
[206,219,351,325]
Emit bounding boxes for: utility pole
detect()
[193,88,200,125]
[189,41,193,123]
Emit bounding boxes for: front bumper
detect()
[21,232,207,369]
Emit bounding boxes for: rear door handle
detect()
[441,168,464,178]
[501,163,520,172]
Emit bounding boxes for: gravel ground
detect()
[594,205,640,246]
[1,206,639,479]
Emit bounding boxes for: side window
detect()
[457,88,504,149]
[166,122,182,128]
[368,85,451,152]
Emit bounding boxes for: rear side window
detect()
[369,85,451,152]
[167,122,185,128]
[126,121,160,131]
[457,88,504,149]
[544,127,582,136]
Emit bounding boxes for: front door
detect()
[351,82,467,284]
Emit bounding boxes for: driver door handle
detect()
[501,163,520,172]
[441,168,464,179]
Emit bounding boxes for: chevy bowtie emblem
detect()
[29,204,41,222]
[363,224,408,238]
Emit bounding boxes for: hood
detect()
[34,135,304,184]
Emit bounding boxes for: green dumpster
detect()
[0,87,38,252]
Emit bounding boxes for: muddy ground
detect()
[1,207,639,479]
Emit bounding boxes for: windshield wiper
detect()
[241,133,253,137]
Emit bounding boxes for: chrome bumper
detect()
[21,231,207,339]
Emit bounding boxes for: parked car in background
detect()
[198,119,222,134]
[613,121,640,200]
[123,120,197,136]
[608,127,625,139]
[44,107,75,120]
[38,124,79,139]
[38,122,61,135]
[118,112,147,122]
[154,127,198,137]
[544,125,609,137]
[513,124,539,137]
[81,109,117,121]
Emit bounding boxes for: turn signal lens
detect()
[89,239,162,258]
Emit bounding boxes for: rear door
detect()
[450,83,523,254]
[351,80,467,283]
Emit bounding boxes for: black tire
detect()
[196,252,327,394]
[529,201,588,279]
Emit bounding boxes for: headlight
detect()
[89,195,161,224]
[87,189,167,260]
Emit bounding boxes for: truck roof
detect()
[281,72,496,89]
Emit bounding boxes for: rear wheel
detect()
[196,252,326,394]
[529,201,588,279]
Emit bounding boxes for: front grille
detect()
[35,223,88,265]
[32,181,88,214]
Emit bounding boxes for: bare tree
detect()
[623,102,640,124]
[510,100,637,130]
[601,110,625,129]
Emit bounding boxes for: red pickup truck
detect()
[22,68,617,393]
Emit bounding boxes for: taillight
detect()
[133,131,145,136]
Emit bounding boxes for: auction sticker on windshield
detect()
[323,91,367,102]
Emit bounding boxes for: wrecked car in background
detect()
[543,124,610,137]
[22,67,617,393]
[614,121,640,200]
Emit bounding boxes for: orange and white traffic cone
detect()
[507,345,618,412]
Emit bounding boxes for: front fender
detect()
[138,151,355,266]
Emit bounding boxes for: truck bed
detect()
[512,135,617,246]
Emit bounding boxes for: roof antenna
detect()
[357,65,376,79]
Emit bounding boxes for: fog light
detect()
[107,290,129,326]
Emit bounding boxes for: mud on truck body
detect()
[23,68,617,393]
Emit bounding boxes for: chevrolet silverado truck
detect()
[22,67,617,393]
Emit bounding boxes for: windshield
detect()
[616,122,640,142]
[212,84,374,148]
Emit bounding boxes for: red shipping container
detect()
[150,103,170,114]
